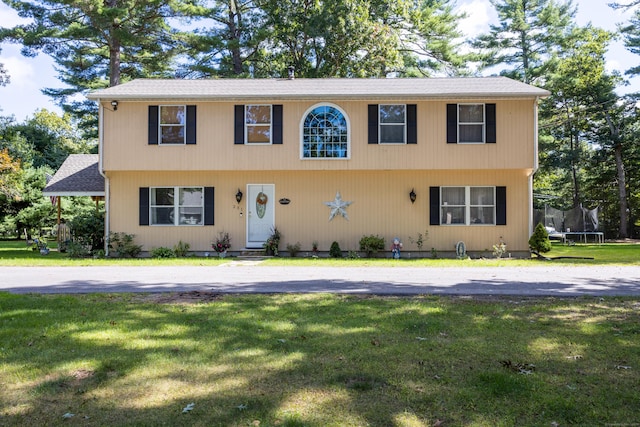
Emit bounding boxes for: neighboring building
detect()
[87,77,549,256]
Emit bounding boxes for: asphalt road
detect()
[1,263,640,296]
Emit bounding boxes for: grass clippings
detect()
[1,292,639,426]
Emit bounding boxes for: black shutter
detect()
[446,104,457,144]
[148,106,159,145]
[407,104,417,144]
[204,187,215,225]
[368,104,378,144]
[496,186,506,225]
[186,105,197,145]
[234,105,245,145]
[139,187,149,226]
[272,105,283,144]
[486,103,496,143]
[430,186,440,225]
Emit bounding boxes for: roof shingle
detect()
[87,76,550,101]
[43,154,105,196]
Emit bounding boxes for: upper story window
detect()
[446,103,496,144]
[440,186,495,225]
[150,186,204,226]
[368,104,416,144]
[160,106,186,144]
[458,104,484,143]
[148,105,196,145]
[302,104,349,159]
[245,105,272,144]
[379,104,406,144]
[234,105,283,145]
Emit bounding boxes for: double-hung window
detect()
[379,104,406,144]
[160,106,186,144]
[446,103,496,144]
[148,105,196,145]
[245,105,272,144]
[441,186,496,225]
[150,187,204,226]
[458,104,484,143]
[234,104,282,145]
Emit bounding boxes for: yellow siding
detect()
[101,99,536,172]
[107,169,531,254]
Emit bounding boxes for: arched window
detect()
[301,104,349,159]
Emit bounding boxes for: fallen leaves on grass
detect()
[500,360,536,375]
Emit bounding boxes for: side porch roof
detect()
[42,154,105,197]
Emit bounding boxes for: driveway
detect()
[1,263,640,296]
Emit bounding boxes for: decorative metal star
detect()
[324,191,353,221]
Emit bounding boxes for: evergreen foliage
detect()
[329,241,342,258]
[528,223,552,254]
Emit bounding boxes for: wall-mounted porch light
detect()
[409,188,417,204]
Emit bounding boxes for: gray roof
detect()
[87,76,550,101]
[43,154,105,197]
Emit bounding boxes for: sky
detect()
[0,0,639,122]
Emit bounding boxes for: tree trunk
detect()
[604,109,629,238]
[614,143,629,238]
[228,0,244,75]
[107,0,121,87]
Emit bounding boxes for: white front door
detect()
[246,184,275,248]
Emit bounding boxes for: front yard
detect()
[1,293,639,426]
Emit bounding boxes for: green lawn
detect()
[2,239,640,266]
[1,293,638,426]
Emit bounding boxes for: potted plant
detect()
[212,231,231,258]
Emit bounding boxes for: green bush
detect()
[329,241,342,258]
[151,246,175,258]
[69,209,105,251]
[529,223,552,254]
[359,234,385,258]
[286,242,301,257]
[66,241,91,258]
[108,232,142,258]
[173,240,190,257]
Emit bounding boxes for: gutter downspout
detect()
[529,96,541,238]
[97,100,110,256]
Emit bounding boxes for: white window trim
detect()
[150,186,204,226]
[245,104,273,145]
[300,102,351,160]
[440,186,496,226]
[379,104,406,144]
[159,105,186,145]
[458,103,485,144]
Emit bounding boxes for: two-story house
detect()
[87,77,549,256]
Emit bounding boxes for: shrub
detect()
[347,250,360,259]
[66,241,91,258]
[69,209,105,251]
[529,223,552,254]
[108,232,142,258]
[408,230,429,251]
[492,239,507,258]
[329,241,342,258]
[151,246,175,258]
[173,240,190,257]
[286,242,301,257]
[359,234,385,258]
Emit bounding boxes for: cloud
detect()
[456,0,496,40]
[2,53,36,88]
